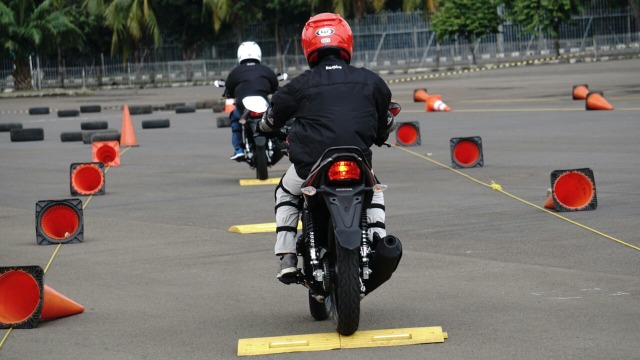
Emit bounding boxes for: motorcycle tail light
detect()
[249,111,264,118]
[328,161,361,182]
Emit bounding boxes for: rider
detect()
[225,41,279,160]
[259,13,397,283]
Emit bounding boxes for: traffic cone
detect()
[549,168,597,212]
[543,189,555,209]
[426,94,451,112]
[450,137,483,168]
[572,84,589,100]
[35,199,84,245]
[92,140,120,167]
[119,105,138,146]
[413,88,429,102]
[585,92,613,110]
[395,122,421,146]
[70,162,105,196]
[0,266,84,329]
[223,98,236,113]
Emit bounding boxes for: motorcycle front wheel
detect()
[254,144,269,180]
[326,227,361,335]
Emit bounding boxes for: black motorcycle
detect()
[214,76,288,180]
[285,103,404,336]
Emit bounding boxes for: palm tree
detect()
[0,0,82,90]
[332,0,388,18]
[84,0,160,61]
[202,0,232,34]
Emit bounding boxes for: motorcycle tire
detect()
[254,144,269,180]
[308,291,329,321]
[327,229,361,336]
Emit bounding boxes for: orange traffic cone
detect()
[35,199,83,245]
[413,88,429,102]
[223,98,236,113]
[92,140,120,167]
[426,94,451,112]
[40,285,85,321]
[0,266,84,329]
[120,105,138,146]
[549,168,597,212]
[585,92,613,110]
[572,84,589,100]
[543,189,555,209]
[395,122,421,146]
[70,162,105,196]
[450,137,483,168]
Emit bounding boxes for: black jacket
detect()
[270,56,392,179]
[225,61,279,112]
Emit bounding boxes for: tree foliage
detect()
[430,0,502,64]
[503,0,583,55]
[0,0,83,89]
[1,0,637,90]
[504,0,583,36]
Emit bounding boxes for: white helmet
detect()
[237,41,262,63]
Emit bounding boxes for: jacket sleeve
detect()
[268,69,279,93]
[225,68,238,98]
[373,75,393,145]
[270,77,301,129]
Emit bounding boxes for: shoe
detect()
[230,152,245,161]
[277,253,298,284]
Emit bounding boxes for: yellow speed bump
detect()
[228,221,302,234]
[237,326,447,356]
[340,326,448,349]
[238,332,340,356]
[239,178,280,186]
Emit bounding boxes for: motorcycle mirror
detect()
[242,96,269,113]
[214,79,225,88]
[388,102,401,117]
[277,73,288,81]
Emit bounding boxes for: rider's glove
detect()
[374,111,396,146]
[384,110,397,134]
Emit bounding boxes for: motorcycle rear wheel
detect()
[327,229,361,335]
[254,144,269,180]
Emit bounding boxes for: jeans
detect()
[230,108,243,153]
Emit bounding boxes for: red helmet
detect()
[301,13,353,66]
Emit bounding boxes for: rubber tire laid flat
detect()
[10,128,44,142]
[91,132,121,143]
[57,109,80,117]
[80,105,102,113]
[29,107,50,115]
[216,117,231,128]
[141,119,170,129]
[60,131,84,142]
[0,123,23,132]
[175,106,196,114]
[81,121,109,130]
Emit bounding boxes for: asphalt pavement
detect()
[1,58,639,359]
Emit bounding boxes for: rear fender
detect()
[254,135,267,147]
[322,187,365,250]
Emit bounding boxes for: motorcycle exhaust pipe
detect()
[363,235,402,295]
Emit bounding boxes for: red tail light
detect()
[328,161,361,182]
[249,111,264,118]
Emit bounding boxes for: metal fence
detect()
[2,4,638,90]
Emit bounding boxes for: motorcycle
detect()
[214,74,288,180]
[249,99,404,336]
